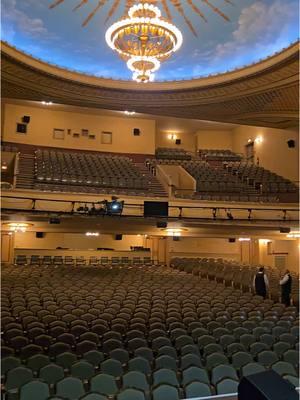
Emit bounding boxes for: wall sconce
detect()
[255,136,263,144]
[167,133,177,140]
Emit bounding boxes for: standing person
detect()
[253,267,269,299]
[280,269,292,306]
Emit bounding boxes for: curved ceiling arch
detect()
[2,41,299,129]
[1,0,299,81]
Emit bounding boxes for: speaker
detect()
[16,123,27,134]
[36,232,44,238]
[144,201,169,217]
[49,217,60,224]
[238,370,298,400]
[133,128,140,136]
[156,221,168,228]
[280,227,290,233]
[175,139,181,145]
[287,139,295,148]
[115,234,123,240]
[228,238,236,243]
[22,116,30,123]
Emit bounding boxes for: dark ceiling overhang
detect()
[1,42,299,129]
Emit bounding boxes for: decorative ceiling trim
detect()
[1,41,299,129]
[2,41,298,90]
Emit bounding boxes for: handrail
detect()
[1,194,299,212]
[1,194,299,223]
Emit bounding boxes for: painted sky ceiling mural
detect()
[1,0,299,81]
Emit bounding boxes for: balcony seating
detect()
[155,148,192,160]
[199,149,242,161]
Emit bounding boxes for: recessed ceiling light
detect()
[5,223,31,232]
[287,232,300,238]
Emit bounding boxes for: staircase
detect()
[135,162,167,197]
[16,153,35,190]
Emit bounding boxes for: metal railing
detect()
[1,194,299,223]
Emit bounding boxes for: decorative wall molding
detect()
[1,41,299,129]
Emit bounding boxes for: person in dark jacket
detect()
[253,267,269,299]
[280,269,292,306]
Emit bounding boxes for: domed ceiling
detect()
[1,0,299,81]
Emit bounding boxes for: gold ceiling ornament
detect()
[105,2,183,82]
[49,0,232,34]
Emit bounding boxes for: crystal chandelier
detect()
[105,3,183,83]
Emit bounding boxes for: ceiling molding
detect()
[1,41,299,129]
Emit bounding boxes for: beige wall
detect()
[259,239,299,272]
[158,165,196,193]
[169,237,240,260]
[156,130,196,153]
[3,103,156,155]
[232,125,299,182]
[14,232,145,251]
[196,130,233,151]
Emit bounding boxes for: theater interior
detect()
[1,1,299,399]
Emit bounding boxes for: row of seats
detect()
[199,149,242,161]
[34,183,159,198]
[155,148,191,161]
[170,257,299,306]
[1,144,19,153]
[14,255,153,266]
[2,264,299,399]
[225,162,298,193]
[176,193,278,203]
[146,158,259,198]
[35,150,147,190]
[146,152,298,202]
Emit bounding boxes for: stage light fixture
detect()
[106,197,124,215]
[212,208,217,220]
[248,209,252,220]
[226,210,234,220]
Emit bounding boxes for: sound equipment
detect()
[144,201,169,217]
[156,221,167,228]
[16,123,27,134]
[36,232,44,238]
[238,370,298,400]
[175,139,181,145]
[279,227,290,233]
[133,128,140,136]
[22,116,30,123]
[115,234,123,240]
[229,238,236,243]
[49,217,60,224]
[287,139,295,148]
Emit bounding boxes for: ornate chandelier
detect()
[50,1,232,83]
[105,3,182,83]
